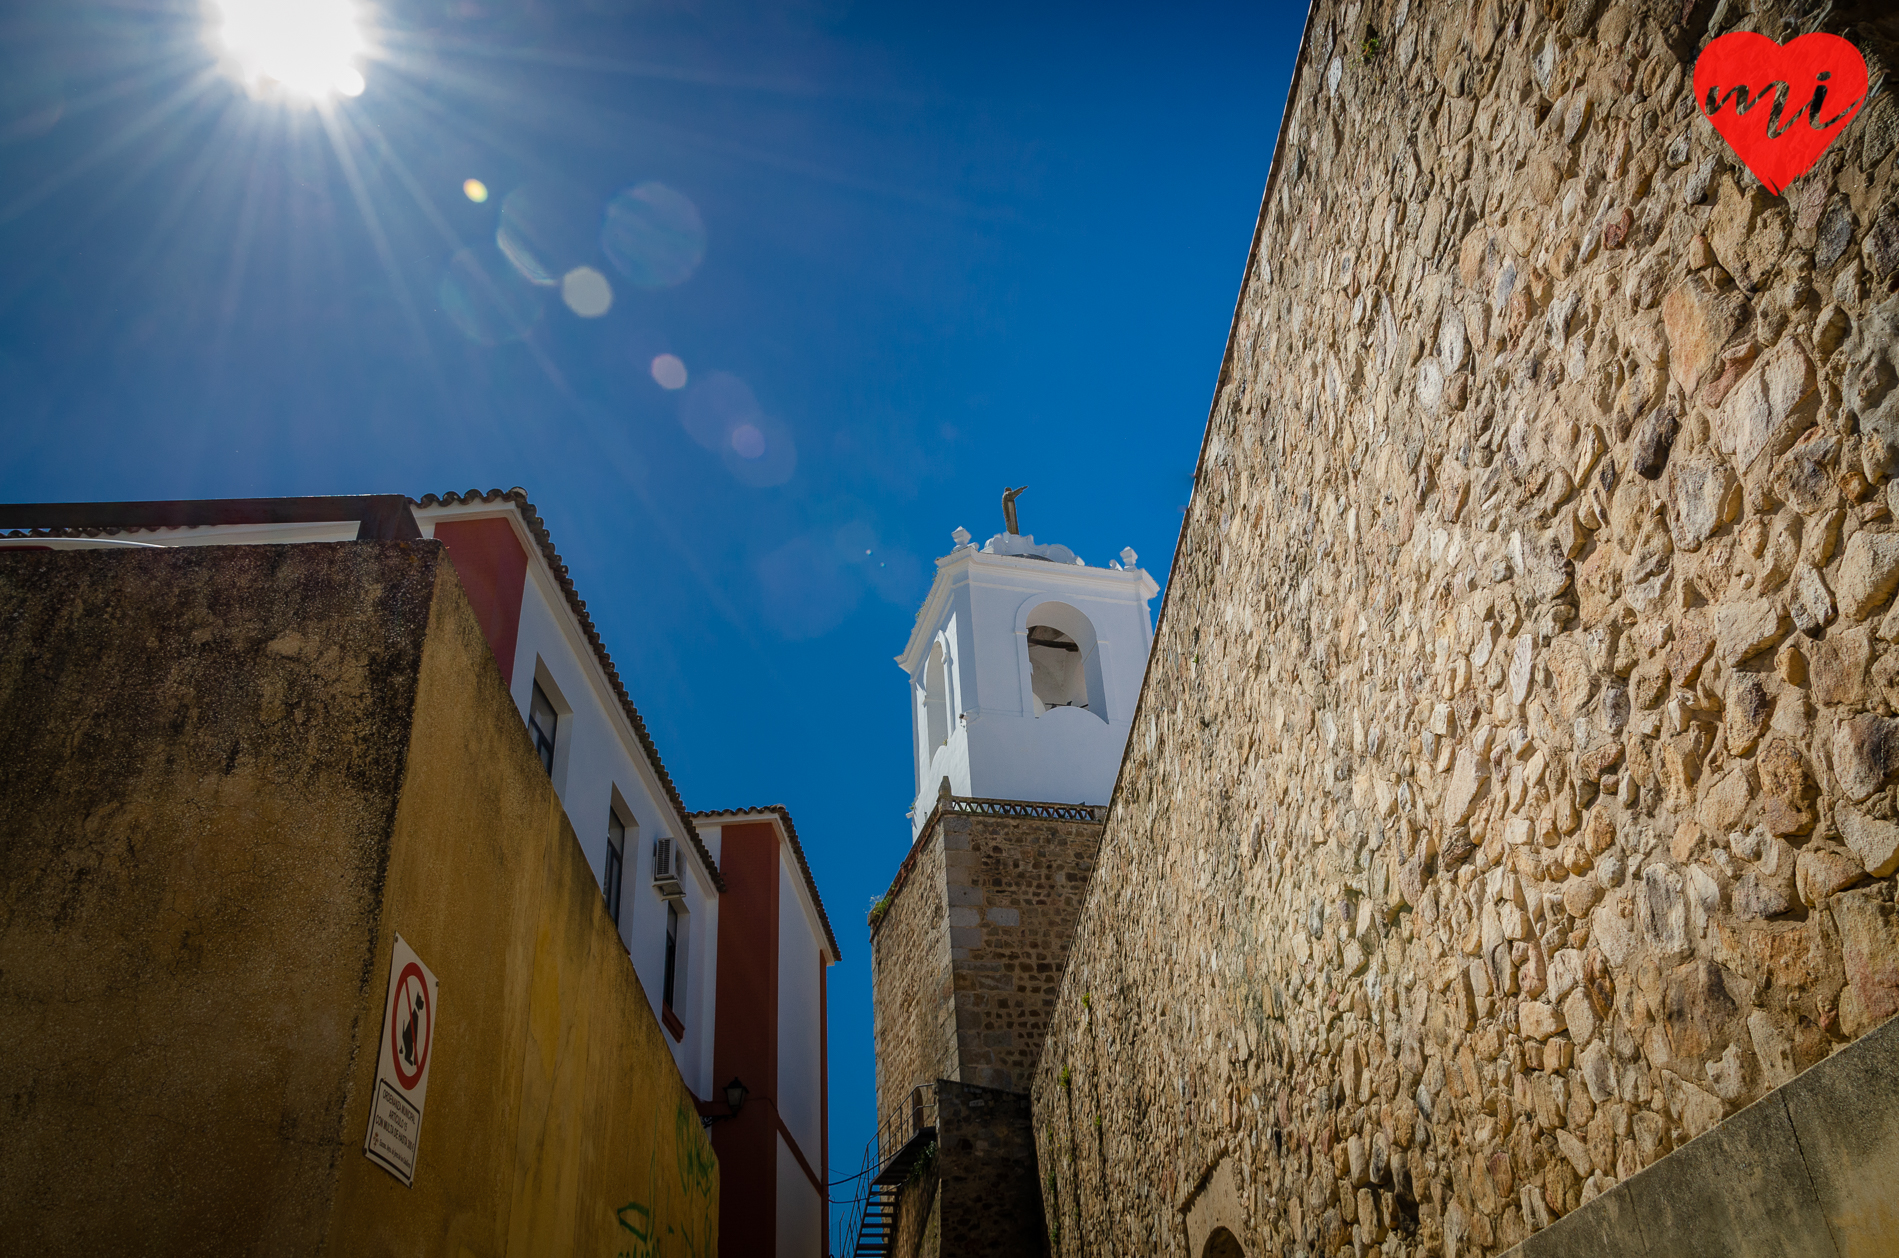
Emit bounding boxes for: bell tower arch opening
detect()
[923,639,950,754]
[1023,600,1106,721]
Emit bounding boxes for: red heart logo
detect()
[1693,32,1867,196]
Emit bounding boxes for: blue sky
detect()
[0,0,1301,1236]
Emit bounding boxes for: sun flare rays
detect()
[209,0,368,100]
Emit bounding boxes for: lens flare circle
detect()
[678,371,796,486]
[650,354,687,390]
[561,266,613,318]
[720,412,796,486]
[730,423,766,459]
[601,182,706,290]
[463,179,489,203]
[497,182,595,287]
[439,248,544,347]
[210,0,369,99]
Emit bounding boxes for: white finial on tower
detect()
[952,526,972,547]
[1120,546,1138,568]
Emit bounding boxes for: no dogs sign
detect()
[363,935,439,1186]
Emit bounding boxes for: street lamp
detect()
[703,1077,749,1127]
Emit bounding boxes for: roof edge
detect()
[691,804,841,962]
[414,488,725,893]
[0,494,420,540]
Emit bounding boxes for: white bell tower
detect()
[896,502,1159,837]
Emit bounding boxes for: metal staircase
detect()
[839,1084,937,1258]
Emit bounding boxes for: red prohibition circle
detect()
[389,961,431,1090]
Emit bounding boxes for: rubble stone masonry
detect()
[1032,1,1899,1255]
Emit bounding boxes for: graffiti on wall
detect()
[613,1100,718,1258]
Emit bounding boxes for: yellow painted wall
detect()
[0,544,439,1258]
[0,544,715,1257]
[324,559,719,1257]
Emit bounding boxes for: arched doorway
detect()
[1203,1226,1245,1258]
[1184,1158,1246,1258]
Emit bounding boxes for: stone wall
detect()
[873,812,957,1126]
[943,808,1106,1094]
[1503,1012,1899,1256]
[884,1083,1047,1258]
[935,1082,1047,1258]
[1032,1,1899,1256]
[869,801,1101,1258]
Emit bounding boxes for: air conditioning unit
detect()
[652,838,685,900]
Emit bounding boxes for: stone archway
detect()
[1203,1225,1246,1258]
[1183,1158,1246,1258]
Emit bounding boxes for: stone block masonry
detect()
[872,800,1104,1122]
[869,799,1102,1256]
[873,806,958,1131]
[888,1083,1049,1258]
[1032,1,1899,1256]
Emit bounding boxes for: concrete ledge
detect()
[1507,1016,1899,1258]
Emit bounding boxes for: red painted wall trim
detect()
[432,517,529,686]
[713,821,782,1257]
[773,1106,825,1197]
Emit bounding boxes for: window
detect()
[605,810,626,925]
[528,681,558,774]
[663,902,680,1010]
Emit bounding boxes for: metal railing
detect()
[941,797,1108,823]
[836,1082,939,1257]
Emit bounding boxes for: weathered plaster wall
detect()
[0,544,434,1256]
[0,544,717,1256]
[1033,1,1899,1255]
[326,551,720,1257]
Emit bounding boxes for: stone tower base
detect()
[865,797,1102,1257]
[888,1082,1046,1258]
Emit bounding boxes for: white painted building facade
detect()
[410,494,727,1095]
[897,527,1160,832]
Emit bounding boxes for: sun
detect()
[210,0,369,99]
